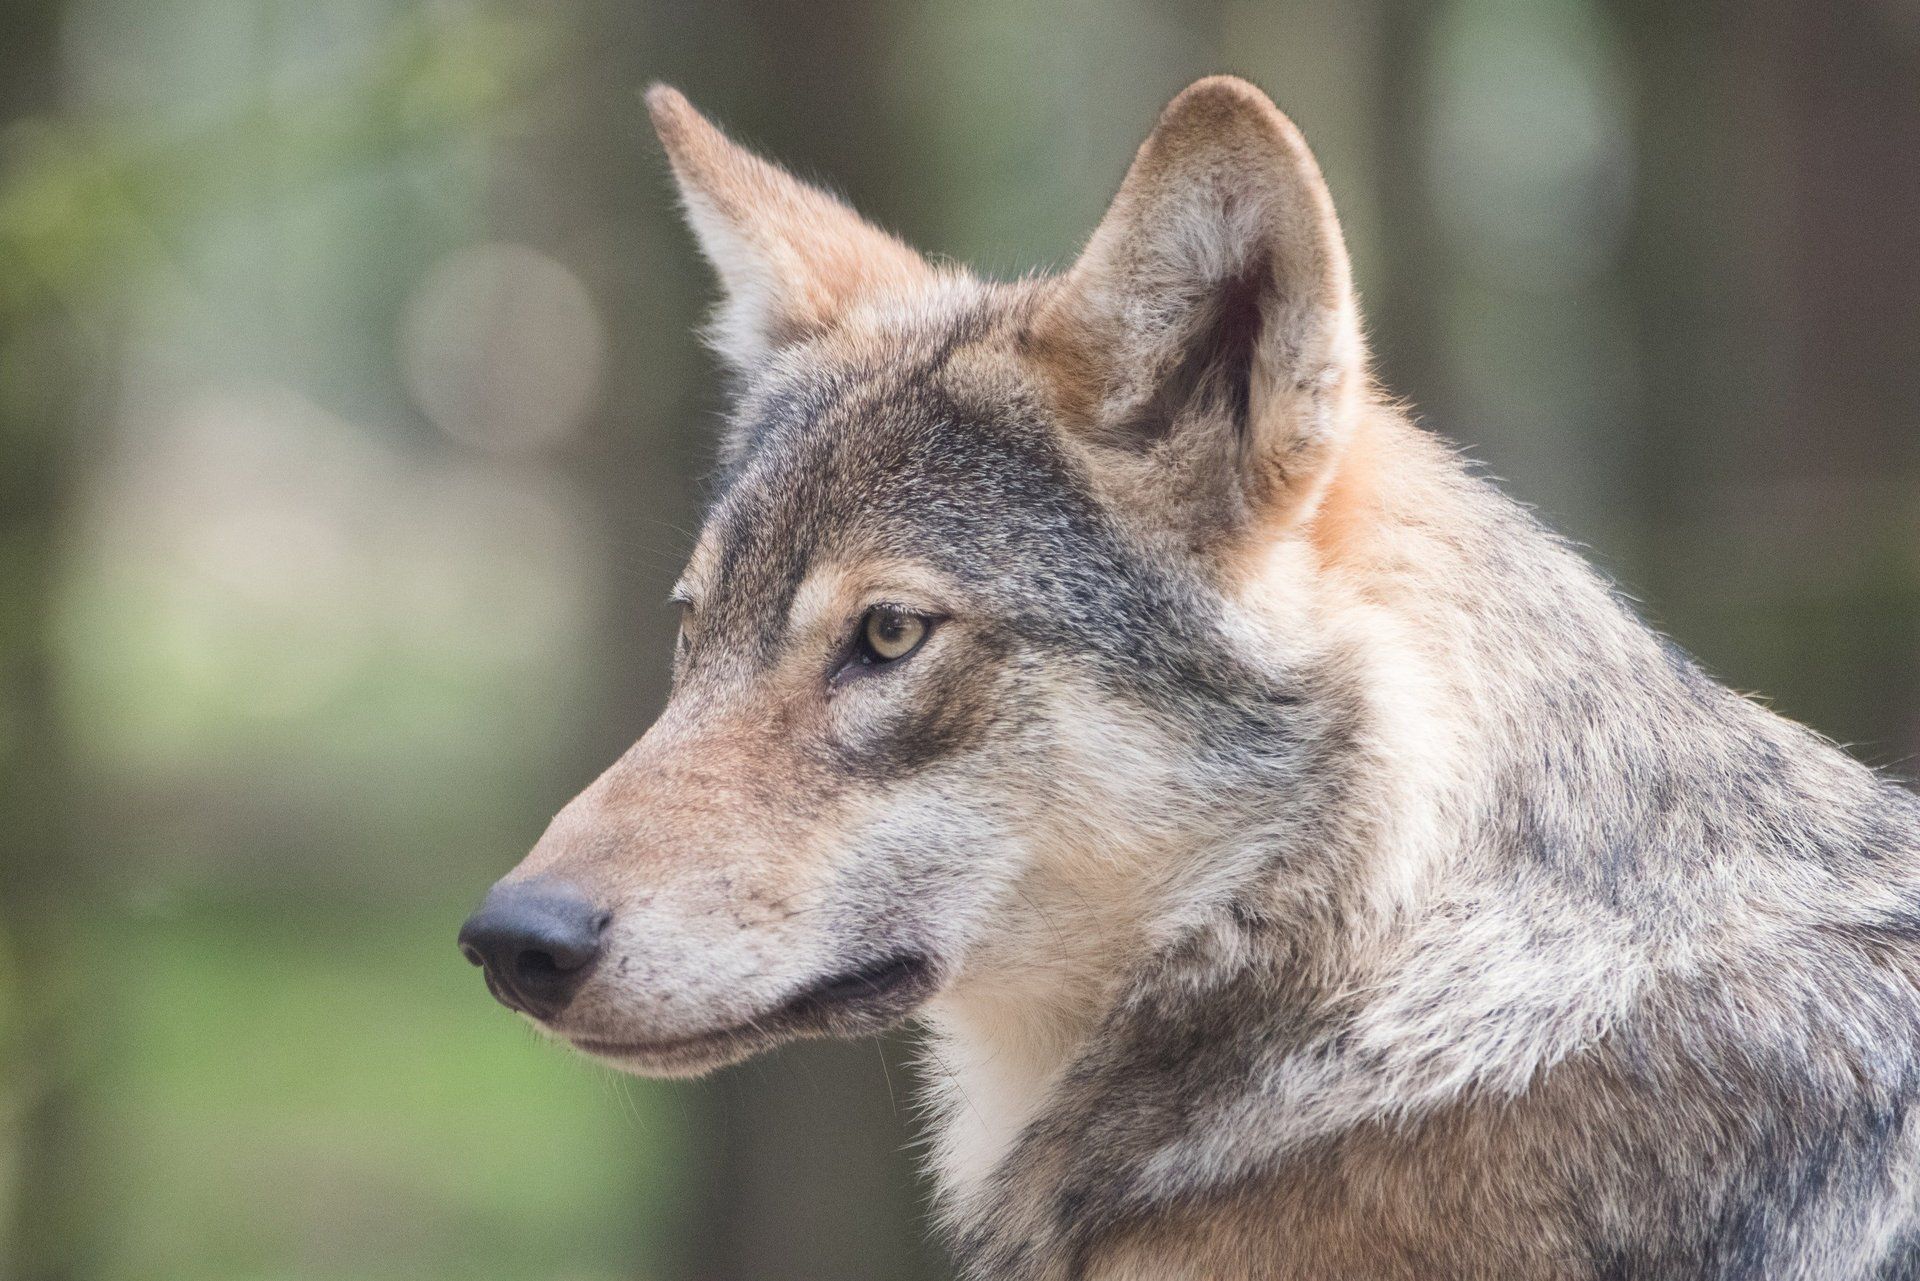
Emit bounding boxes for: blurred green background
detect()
[1,1,1916,1278]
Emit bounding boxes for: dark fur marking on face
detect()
[711,358,875,496]
[819,626,1023,781]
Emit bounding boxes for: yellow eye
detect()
[860,608,928,663]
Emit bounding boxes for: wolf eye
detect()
[854,607,930,667]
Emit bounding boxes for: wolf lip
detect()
[781,952,932,1018]
[567,953,935,1069]
[570,1026,740,1060]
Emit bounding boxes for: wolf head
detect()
[460,77,1401,1076]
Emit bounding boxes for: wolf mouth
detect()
[781,952,932,1019]
[569,952,935,1066]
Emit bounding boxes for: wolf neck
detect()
[920,406,1818,1216]
[916,412,1458,1196]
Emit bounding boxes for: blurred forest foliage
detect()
[1,1,1916,1278]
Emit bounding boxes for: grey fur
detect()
[483,80,1920,1280]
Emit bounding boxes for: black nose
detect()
[458,879,608,1020]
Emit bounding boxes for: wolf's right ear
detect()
[1031,77,1367,544]
[646,86,934,374]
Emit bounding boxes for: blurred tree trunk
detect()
[1748,0,1920,760]
[0,3,95,1276]
[1607,0,1920,761]
[0,345,91,1281]
[1369,0,1447,421]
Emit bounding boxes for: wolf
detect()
[457,76,1920,1279]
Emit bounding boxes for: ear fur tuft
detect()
[645,85,933,372]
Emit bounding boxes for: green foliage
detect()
[87,905,682,1281]
[0,10,550,321]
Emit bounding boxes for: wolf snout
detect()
[458,878,610,1020]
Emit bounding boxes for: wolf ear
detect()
[1032,77,1367,540]
[646,85,933,373]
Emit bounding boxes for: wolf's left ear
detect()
[1032,77,1366,539]
[646,85,934,373]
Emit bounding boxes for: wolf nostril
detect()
[457,879,607,1020]
[516,944,590,980]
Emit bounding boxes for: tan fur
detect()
[462,78,1920,1280]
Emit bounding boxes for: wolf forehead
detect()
[688,295,1113,622]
